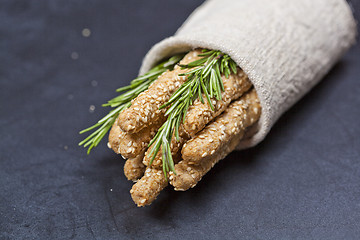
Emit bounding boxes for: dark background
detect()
[1,0,359,239]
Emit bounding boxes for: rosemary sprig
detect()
[147,49,238,178]
[79,53,186,154]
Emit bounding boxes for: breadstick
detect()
[142,125,189,169]
[170,89,261,190]
[143,70,251,168]
[108,116,164,159]
[183,68,252,137]
[130,168,167,207]
[124,151,146,181]
[182,89,259,161]
[117,50,203,133]
[130,149,183,206]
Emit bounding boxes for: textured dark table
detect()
[1,1,360,239]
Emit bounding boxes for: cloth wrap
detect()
[139,0,357,150]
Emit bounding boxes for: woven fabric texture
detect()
[139,0,357,150]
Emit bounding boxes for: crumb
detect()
[71,52,79,60]
[82,28,91,37]
[89,105,95,113]
[91,80,98,87]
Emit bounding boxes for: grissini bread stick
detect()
[142,68,251,169]
[181,89,260,162]
[117,50,203,134]
[133,89,259,201]
[124,151,146,181]
[183,68,252,137]
[80,53,185,155]
[170,89,260,191]
[143,50,241,175]
[108,116,165,159]
[131,151,184,206]
[142,125,189,169]
[130,168,167,207]
[79,0,356,207]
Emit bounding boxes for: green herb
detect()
[79,53,186,154]
[147,49,238,178]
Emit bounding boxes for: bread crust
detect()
[117,50,203,134]
[170,89,261,191]
[108,117,164,159]
[183,69,252,137]
[124,151,146,181]
[142,125,189,169]
[130,168,167,207]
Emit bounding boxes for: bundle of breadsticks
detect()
[108,49,260,206]
[80,0,356,207]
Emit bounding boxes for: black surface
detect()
[1,1,360,239]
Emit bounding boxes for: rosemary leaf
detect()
[147,49,238,177]
[79,53,186,154]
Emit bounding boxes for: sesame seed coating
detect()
[117,50,204,134]
[130,168,167,207]
[108,116,164,159]
[124,151,146,181]
[143,125,189,169]
[106,49,265,206]
[171,89,261,191]
[183,68,252,137]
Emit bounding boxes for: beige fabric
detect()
[139,0,357,150]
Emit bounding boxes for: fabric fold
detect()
[139,0,357,150]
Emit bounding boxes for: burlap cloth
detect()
[139,0,357,150]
